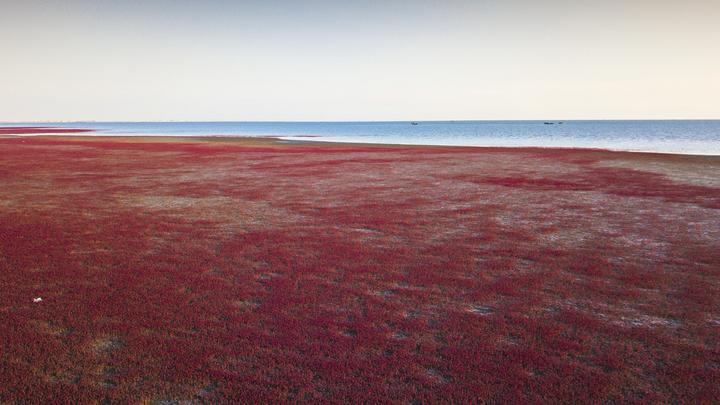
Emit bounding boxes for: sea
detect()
[2,120,720,155]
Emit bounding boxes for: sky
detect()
[1,0,719,121]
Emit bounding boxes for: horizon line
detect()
[2,118,720,124]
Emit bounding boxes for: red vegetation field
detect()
[1,135,719,403]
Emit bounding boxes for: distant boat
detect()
[544,122,554,125]
[411,122,419,125]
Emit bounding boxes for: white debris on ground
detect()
[33,297,42,303]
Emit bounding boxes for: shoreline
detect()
[1,126,719,158]
[4,133,720,161]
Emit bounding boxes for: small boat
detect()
[544,122,554,125]
[411,122,419,125]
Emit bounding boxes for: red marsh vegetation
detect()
[0,135,719,403]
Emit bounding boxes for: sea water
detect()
[2,120,719,155]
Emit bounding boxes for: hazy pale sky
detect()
[1,0,719,121]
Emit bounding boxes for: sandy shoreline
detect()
[2,125,719,158]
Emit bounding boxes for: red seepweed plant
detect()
[0,136,718,403]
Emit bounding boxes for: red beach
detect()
[1,133,719,403]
